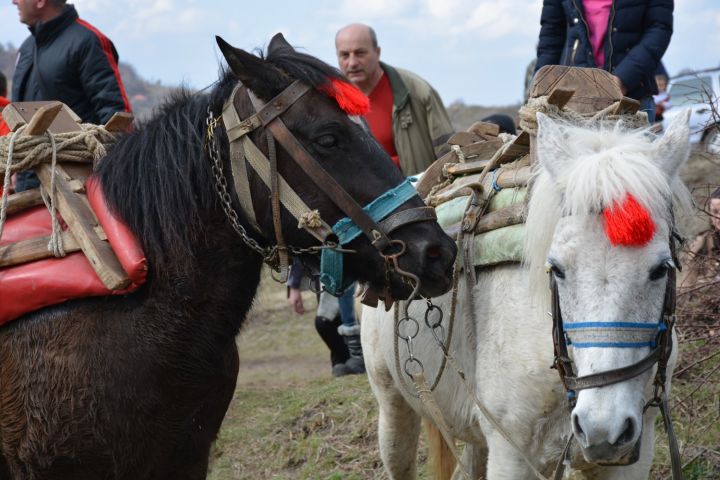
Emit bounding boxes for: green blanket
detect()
[435,187,526,267]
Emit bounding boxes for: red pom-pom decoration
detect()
[319,78,370,116]
[602,194,656,247]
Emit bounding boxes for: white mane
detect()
[523,115,692,298]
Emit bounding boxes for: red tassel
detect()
[320,78,370,116]
[602,194,656,247]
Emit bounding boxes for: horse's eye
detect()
[547,263,565,279]
[649,261,671,281]
[315,134,337,148]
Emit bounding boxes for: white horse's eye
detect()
[649,260,672,281]
[546,261,566,279]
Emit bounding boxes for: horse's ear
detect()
[654,108,691,178]
[268,33,294,54]
[536,113,571,179]
[216,35,282,101]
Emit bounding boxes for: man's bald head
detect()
[335,23,378,49]
[335,23,383,95]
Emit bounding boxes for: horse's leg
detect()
[484,432,537,479]
[452,443,488,480]
[159,344,240,480]
[363,309,421,480]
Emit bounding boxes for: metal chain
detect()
[206,108,271,260]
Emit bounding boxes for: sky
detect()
[3,0,720,106]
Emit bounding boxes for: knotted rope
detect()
[518,95,649,135]
[0,123,117,176]
[0,123,119,257]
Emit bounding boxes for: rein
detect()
[207,79,435,292]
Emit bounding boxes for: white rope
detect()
[43,130,65,258]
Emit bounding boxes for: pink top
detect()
[583,0,612,67]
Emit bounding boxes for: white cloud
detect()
[337,0,415,19]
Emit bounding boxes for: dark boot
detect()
[315,315,350,367]
[332,324,366,377]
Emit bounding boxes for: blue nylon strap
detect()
[332,179,417,244]
[564,321,666,349]
[320,179,419,295]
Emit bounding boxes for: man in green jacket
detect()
[335,23,454,176]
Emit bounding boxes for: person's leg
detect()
[315,291,349,369]
[314,315,349,367]
[15,171,40,193]
[639,96,656,123]
[333,283,366,376]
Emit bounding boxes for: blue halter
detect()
[564,321,667,349]
[320,178,417,295]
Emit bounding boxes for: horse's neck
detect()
[150,232,265,334]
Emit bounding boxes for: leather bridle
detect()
[207,79,436,294]
[549,234,684,479]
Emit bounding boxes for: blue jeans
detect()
[338,282,357,327]
[15,170,40,192]
[639,96,656,124]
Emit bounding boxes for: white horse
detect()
[362,110,692,479]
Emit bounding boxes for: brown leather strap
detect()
[378,207,436,234]
[564,347,661,391]
[229,81,311,141]
[265,117,391,251]
[252,81,312,127]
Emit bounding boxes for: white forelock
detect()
[523,119,692,298]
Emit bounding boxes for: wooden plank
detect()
[447,131,482,147]
[530,66,623,115]
[429,165,531,206]
[415,138,504,199]
[467,121,500,137]
[0,230,82,267]
[475,203,526,234]
[5,189,44,216]
[2,101,82,134]
[104,112,134,133]
[34,164,130,290]
[546,88,575,109]
[446,160,490,176]
[611,97,641,115]
[24,102,64,135]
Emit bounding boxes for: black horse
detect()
[0,35,455,479]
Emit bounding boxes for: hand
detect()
[287,287,305,315]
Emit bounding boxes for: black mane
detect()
[96,44,348,278]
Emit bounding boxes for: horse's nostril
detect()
[615,418,635,446]
[572,413,586,444]
[426,245,442,259]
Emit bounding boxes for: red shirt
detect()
[365,72,400,169]
[0,97,10,137]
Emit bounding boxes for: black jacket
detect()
[12,4,131,124]
[535,0,673,100]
